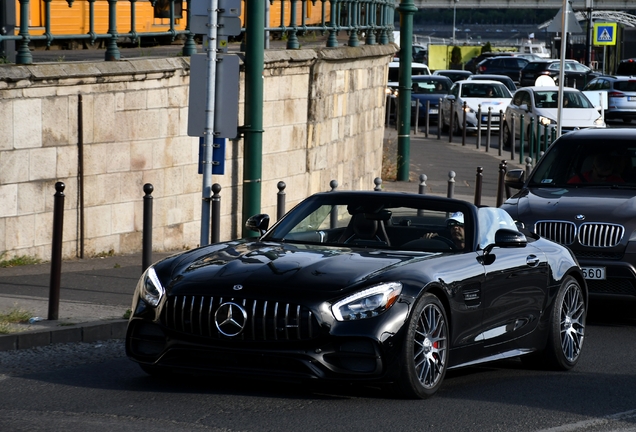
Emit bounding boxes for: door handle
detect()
[526,255,540,267]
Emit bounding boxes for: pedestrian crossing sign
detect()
[593,23,617,46]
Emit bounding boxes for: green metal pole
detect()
[396,0,417,181]
[16,0,32,64]
[242,0,264,237]
[105,0,120,60]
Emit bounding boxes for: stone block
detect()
[14,99,43,149]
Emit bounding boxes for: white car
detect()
[387,61,431,92]
[502,86,606,147]
[440,80,513,134]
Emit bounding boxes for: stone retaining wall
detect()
[0,44,396,261]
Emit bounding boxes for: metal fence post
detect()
[474,166,483,207]
[277,181,286,221]
[142,183,153,272]
[519,114,525,165]
[447,171,456,199]
[529,116,535,163]
[48,182,65,321]
[329,180,338,228]
[414,100,419,135]
[211,183,221,243]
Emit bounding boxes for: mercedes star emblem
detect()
[214,302,247,337]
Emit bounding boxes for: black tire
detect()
[397,293,449,399]
[502,121,512,149]
[523,276,586,370]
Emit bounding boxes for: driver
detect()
[424,212,465,249]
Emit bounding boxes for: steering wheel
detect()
[432,236,457,251]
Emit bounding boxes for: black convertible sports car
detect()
[126,191,587,398]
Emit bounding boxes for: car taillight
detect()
[479,66,486,72]
[609,91,625,98]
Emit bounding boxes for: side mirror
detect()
[446,94,456,101]
[245,214,270,237]
[519,103,529,112]
[505,169,526,190]
[484,229,527,254]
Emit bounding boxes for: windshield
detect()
[413,79,451,94]
[460,83,510,98]
[528,139,636,187]
[533,91,594,109]
[263,194,477,253]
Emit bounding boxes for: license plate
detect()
[483,116,500,122]
[628,96,636,101]
[582,266,606,280]
[429,108,439,114]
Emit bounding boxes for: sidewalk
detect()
[0,126,524,351]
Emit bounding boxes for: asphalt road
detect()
[0,301,634,432]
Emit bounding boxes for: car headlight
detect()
[332,282,402,322]
[538,116,556,126]
[463,105,475,114]
[140,266,165,307]
[593,116,605,126]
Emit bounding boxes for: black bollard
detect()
[437,98,442,140]
[449,100,454,143]
[277,181,286,221]
[461,101,467,146]
[447,171,456,199]
[142,183,153,273]
[474,167,483,207]
[48,182,65,321]
[425,100,430,138]
[211,183,221,243]
[496,161,507,207]
[476,104,482,150]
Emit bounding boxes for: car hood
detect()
[154,241,436,297]
[534,108,603,127]
[503,186,636,222]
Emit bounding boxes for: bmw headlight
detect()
[140,266,165,307]
[332,282,402,322]
[538,116,555,126]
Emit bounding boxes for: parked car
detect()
[441,80,513,134]
[582,75,636,123]
[501,128,636,299]
[464,52,515,73]
[616,58,636,76]
[502,86,605,146]
[410,75,453,123]
[387,61,431,89]
[126,191,586,398]
[432,69,473,82]
[519,59,599,89]
[468,74,516,92]
[476,56,529,82]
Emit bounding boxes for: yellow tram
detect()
[20,0,329,39]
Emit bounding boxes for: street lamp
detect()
[452,0,458,45]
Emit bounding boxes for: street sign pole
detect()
[199,0,219,246]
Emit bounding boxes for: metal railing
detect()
[1,0,397,64]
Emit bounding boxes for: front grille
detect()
[534,221,624,248]
[534,221,576,245]
[163,295,321,342]
[586,279,636,296]
[574,251,624,260]
[578,223,624,247]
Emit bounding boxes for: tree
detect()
[450,46,462,70]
